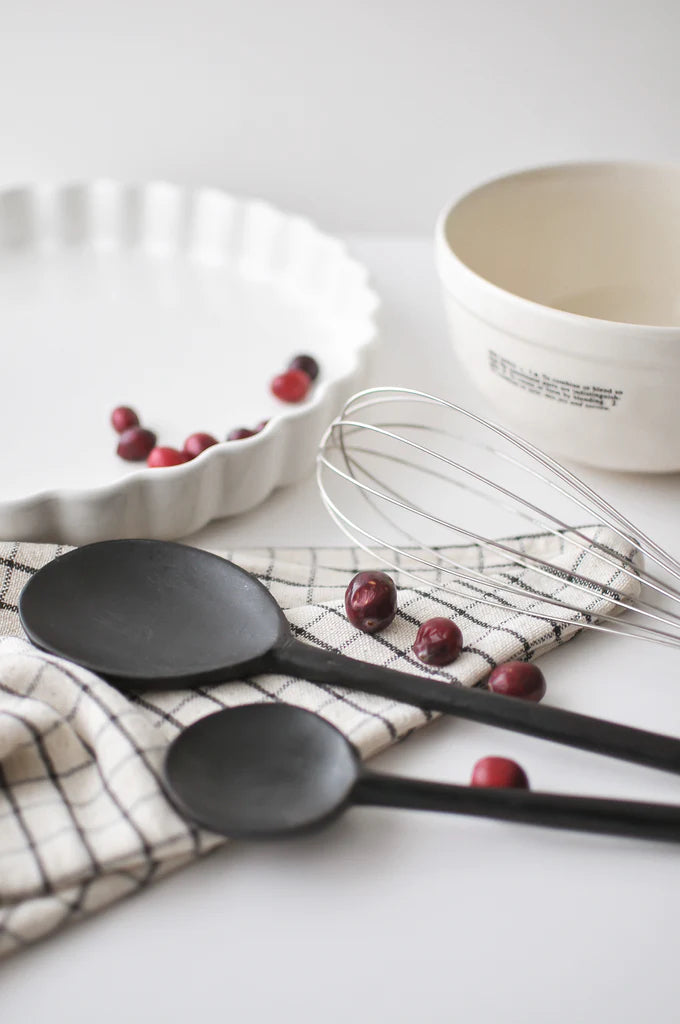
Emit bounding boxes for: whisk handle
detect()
[274,639,680,776]
[354,771,680,844]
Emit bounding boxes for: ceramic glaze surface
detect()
[436,162,680,472]
[0,182,379,542]
[444,163,680,327]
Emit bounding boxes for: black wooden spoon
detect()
[18,539,680,777]
[164,703,680,843]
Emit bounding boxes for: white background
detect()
[0,0,678,232]
[2,3,680,1022]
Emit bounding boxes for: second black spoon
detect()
[18,539,680,777]
[164,704,680,844]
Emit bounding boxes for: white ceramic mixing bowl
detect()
[435,162,680,472]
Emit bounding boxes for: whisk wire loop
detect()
[318,387,680,649]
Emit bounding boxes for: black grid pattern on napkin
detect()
[0,530,638,958]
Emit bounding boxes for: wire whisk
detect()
[317,387,680,649]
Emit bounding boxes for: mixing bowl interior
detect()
[443,163,680,327]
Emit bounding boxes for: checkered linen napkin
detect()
[0,529,638,958]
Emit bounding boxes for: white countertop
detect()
[2,238,680,1024]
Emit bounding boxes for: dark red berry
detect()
[487,662,546,703]
[470,757,529,789]
[147,446,189,468]
[111,406,140,433]
[412,617,463,666]
[345,571,398,634]
[184,432,218,459]
[271,368,311,403]
[227,427,256,441]
[288,354,319,381]
[116,427,157,461]
[254,419,269,433]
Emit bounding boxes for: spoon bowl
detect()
[165,703,359,837]
[19,539,288,686]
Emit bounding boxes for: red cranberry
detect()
[254,419,269,433]
[487,662,546,703]
[271,368,311,403]
[227,427,256,441]
[117,427,157,461]
[111,405,140,433]
[345,571,398,634]
[470,757,529,789]
[184,432,218,459]
[288,354,319,381]
[412,617,463,666]
[147,446,190,468]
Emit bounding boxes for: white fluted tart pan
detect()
[0,181,379,543]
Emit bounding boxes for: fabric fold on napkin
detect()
[0,528,639,957]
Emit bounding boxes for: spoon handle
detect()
[273,638,680,776]
[354,770,680,844]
